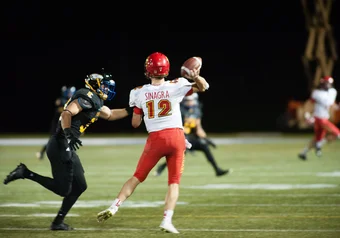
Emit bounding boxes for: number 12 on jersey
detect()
[146,99,172,119]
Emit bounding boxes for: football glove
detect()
[185,139,192,149]
[64,128,83,151]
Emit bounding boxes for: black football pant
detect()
[24,135,87,222]
[46,136,87,196]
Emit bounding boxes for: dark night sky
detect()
[4,1,340,134]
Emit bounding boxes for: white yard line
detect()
[85,171,340,176]
[0,214,79,217]
[177,193,340,197]
[1,202,339,208]
[1,227,339,233]
[0,137,307,146]
[187,204,340,207]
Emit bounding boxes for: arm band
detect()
[63,109,73,116]
[125,107,134,115]
[107,111,112,120]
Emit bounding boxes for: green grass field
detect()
[0,134,339,238]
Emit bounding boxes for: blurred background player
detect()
[36,85,76,160]
[298,76,340,160]
[155,93,231,177]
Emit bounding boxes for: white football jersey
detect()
[311,88,337,119]
[129,77,193,133]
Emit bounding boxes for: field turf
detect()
[0,134,339,238]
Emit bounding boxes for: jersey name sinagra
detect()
[145,90,170,100]
[133,79,181,101]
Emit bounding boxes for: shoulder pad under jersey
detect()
[72,88,104,110]
[132,85,144,91]
[167,77,192,89]
[178,77,192,86]
[129,86,143,107]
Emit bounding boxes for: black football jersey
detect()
[54,88,104,138]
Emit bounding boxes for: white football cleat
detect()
[35,152,42,160]
[153,170,161,177]
[159,220,179,234]
[315,148,322,157]
[97,207,118,222]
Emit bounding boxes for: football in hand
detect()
[180,56,202,78]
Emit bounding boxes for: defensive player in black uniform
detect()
[155,93,231,177]
[36,85,76,160]
[3,70,132,231]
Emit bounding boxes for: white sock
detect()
[110,198,122,210]
[316,139,326,148]
[301,147,309,155]
[163,210,174,223]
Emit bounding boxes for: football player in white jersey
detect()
[298,76,340,160]
[97,52,210,233]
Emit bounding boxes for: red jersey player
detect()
[298,76,340,160]
[97,52,210,233]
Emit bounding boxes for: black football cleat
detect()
[50,222,74,231]
[3,163,27,185]
[298,153,307,161]
[216,168,232,177]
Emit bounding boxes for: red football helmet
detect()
[320,76,334,84]
[144,52,170,78]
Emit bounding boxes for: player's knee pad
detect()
[57,182,72,197]
[67,182,87,197]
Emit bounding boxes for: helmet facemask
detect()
[85,73,116,101]
[101,78,116,101]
